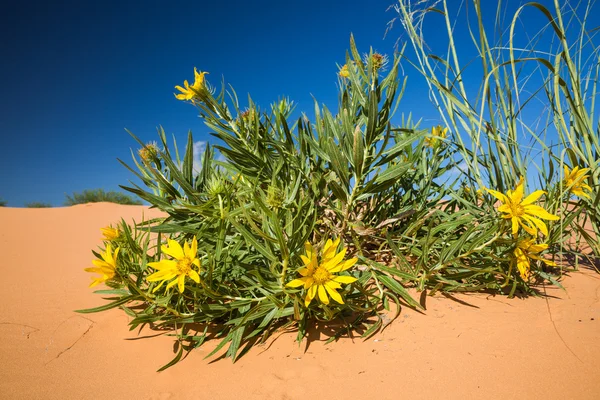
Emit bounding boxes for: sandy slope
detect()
[0,203,599,400]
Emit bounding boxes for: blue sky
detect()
[1,0,596,206]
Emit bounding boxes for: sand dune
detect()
[1,203,599,399]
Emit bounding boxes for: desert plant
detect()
[78,35,573,370]
[65,189,143,206]
[0,198,6,207]
[25,202,52,208]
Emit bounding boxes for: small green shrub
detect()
[0,198,6,207]
[25,202,52,208]
[65,189,142,206]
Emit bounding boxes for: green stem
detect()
[280,257,289,287]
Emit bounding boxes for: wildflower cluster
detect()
[79,35,595,370]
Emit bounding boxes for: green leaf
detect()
[157,342,184,372]
[353,125,365,179]
[377,274,423,310]
[75,295,138,314]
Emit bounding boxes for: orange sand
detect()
[1,203,599,399]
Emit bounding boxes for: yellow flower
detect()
[513,238,557,280]
[286,238,358,307]
[339,64,350,78]
[563,165,592,199]
[425,125,448,148]
[174,68,208,101]
[147,237,201,293]
[85,244,120,288]
[487,177,559,236]
[101,226,120,241]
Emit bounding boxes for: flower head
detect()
[425,125,448,148]
[286,238,358,307]
[339,64,350,78]
[240,108,257,122]
[147,237,201,293]
[138,142,160,164]
[206,176,228,197]
[174,68,208,101]
[563,165,592,199]
[101,225,120,241]
[363,52,388,72]
[487,177,559,237]
[513,238,557,280]
[85,243,120,288]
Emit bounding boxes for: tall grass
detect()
[392,0,598,257]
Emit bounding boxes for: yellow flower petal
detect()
[303,277,314,289]
[165,278,179,291]
[323,238,340,261]
[497,204,512,214]
[519,218,539,236]
[162,239,185,259]
[300,255,311,265]
[147,270,177,282]
[322,248,346,271]
[305,285,317,307]
[521,215,548,236]
[324,280,342,290]
[188,269,200,283]
[317,285,329,304]
[89,278,103,288]
[329,257,358,273]
[286,278,307,288]
[151,280,167,293]
[324,284,344,304]
[511,217,519,236]
[509,177,525,204]
[521,190,546,206]
[523,204,560,220]
[486,188,509,203]
[147,260,177,270]
[177,275,186,293]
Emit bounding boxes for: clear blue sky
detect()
[1,0,596,206]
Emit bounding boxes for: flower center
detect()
[509,202,524,217]
[176,257,192,274]
[312,266,331,285]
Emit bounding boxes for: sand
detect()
[1,203,599,399]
